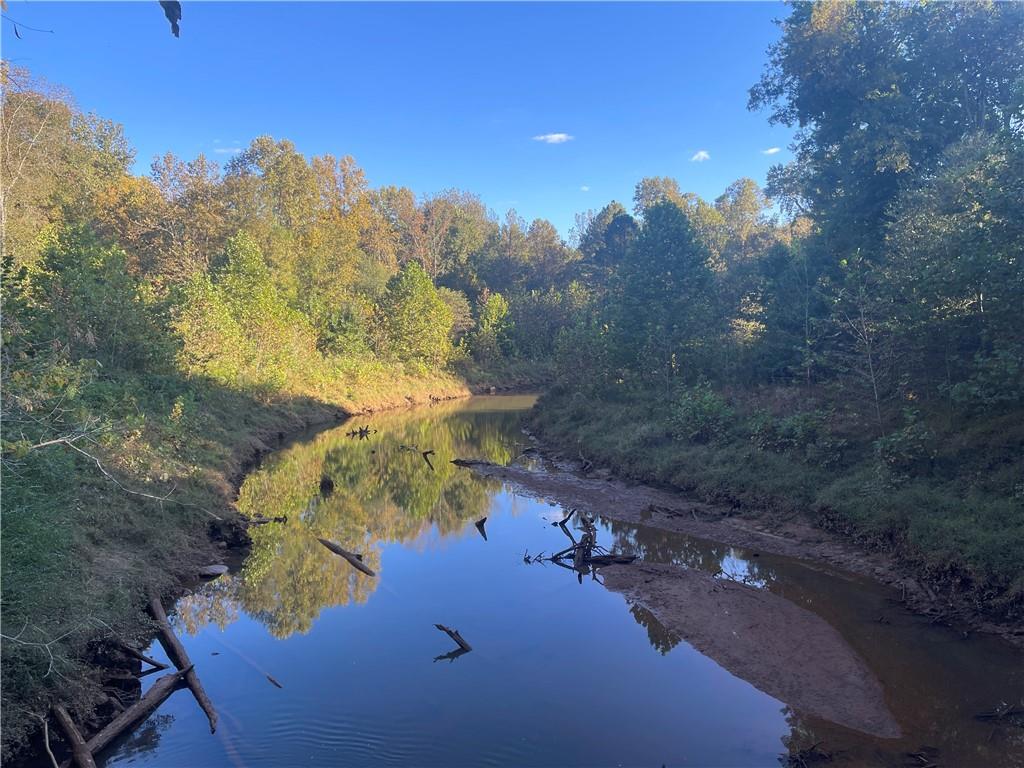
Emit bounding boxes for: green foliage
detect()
[669,384,734,444]
[748,409,846,469]
[17,227,175,373]
[873,413,937,480]
[3,5,1024,751]
[372,262,455,368]
[469,289,511,362]
[175,233,318,392]
[950,341,1024,412]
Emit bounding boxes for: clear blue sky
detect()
[3,1,794,237]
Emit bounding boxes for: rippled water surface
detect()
[103,396,1022,767]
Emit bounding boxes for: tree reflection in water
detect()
[177,401,520,638]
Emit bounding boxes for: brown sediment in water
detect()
[455,458,1023,647]
[601,560,901,738]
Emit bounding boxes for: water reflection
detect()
[178,399,525,639]
[148,396,1024,768]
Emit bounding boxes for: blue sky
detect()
[2,2,794,236]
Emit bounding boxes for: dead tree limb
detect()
[434,624,472,652]
[317,538,376,576]
[117,642,168,671]
[52,705,97,768]
[85,666,191,757]
[148,594,218,733]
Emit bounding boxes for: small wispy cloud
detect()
[762,147,781,155]
[533,133,573,144]
[690,150,710,163]
[214,147,242,154]
[580,185,590,192]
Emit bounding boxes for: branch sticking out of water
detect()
[317,538,376,577]
[434,624,472,652]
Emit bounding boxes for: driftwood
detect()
[585,554,637,567]
[551,508,575,526]
[52,705,97,768]
[528,513,635,578]
[450,458,486,468]
[148,594,218,733]
[317,538,376,576]
[434,624,472,652]
[86,666,191,757]
[433,647,471,663]
[244,515,287,527]
[117,643,168,671]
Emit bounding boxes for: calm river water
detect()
[102,396,1021,767]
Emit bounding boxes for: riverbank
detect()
[0,365,471,760]
[525,387,1024,646]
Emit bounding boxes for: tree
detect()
[633,176,684,217]
[174,233,317,391]
[372,262,454,367]
[750,1,1024,259]
[1,64,132,269]
[573,202,637,287]
[884,132,1024,410]
[470,289,511,362]
[616,202,718,386]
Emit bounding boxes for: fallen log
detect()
[52,705,97,768]
[317,538,376,576]
[450,458,487,468]
[84,666,191,758]
[148,594,218,733]
[117,642,168,671]
[244,515,287,527]
[433,647,471,663]
[585,554,637,567]
[434,624,472,652]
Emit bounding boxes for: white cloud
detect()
[533,132,573,144]
[214,147,242,154]
[690,150,710,162]
[762,147,781,155]
[580,185,590,192]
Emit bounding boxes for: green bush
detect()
[749,409,845,468]
[950,341,1024,413]
[874,412,936,480]
[669,384,734,444]
[372,262,455,367]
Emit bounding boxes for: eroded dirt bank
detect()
[453,457,1024,649]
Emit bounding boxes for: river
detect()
[102,396,1022,767]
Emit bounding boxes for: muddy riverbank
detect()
[64,397,1023,767]
[455,454,1024,649]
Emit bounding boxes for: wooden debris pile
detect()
[53,593,220,768]
[525,510,636,583]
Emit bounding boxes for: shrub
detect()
[749,409,846,468]
[669,384,733,444]
[372,262,455,367]
[873,412,936,480]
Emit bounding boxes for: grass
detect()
[0,360,470,758]
[531,385,1024,622]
